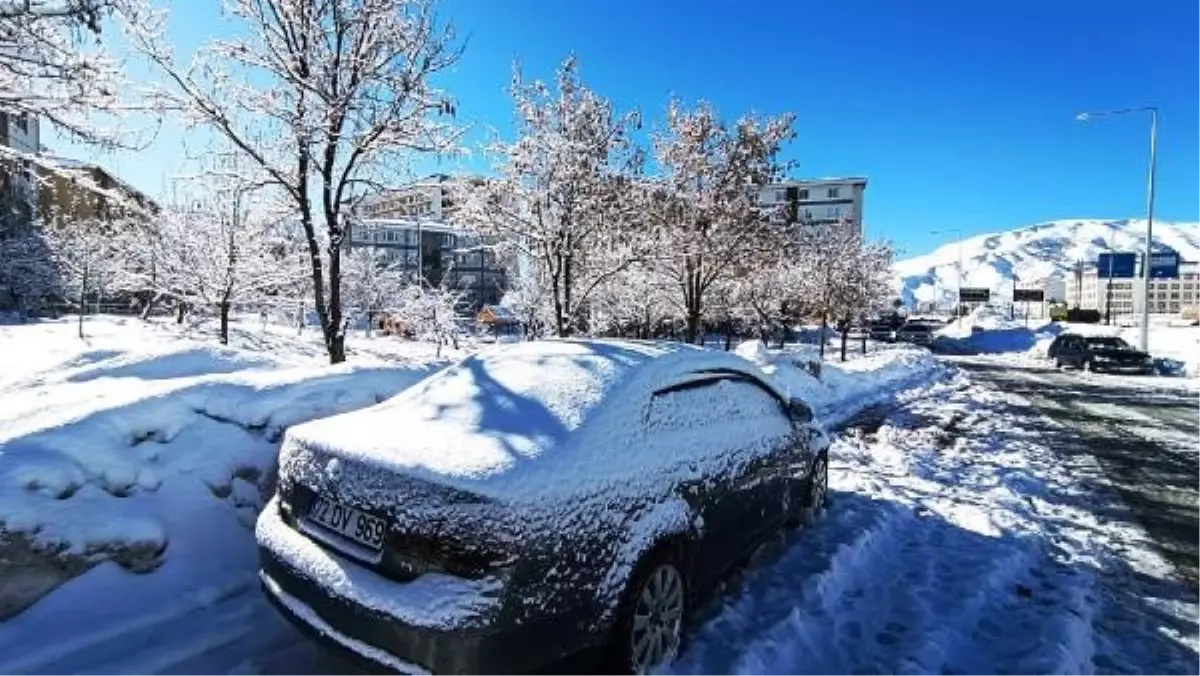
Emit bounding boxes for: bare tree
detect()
[457,57,644,337]
[649,99,795,344]
[125,0,462,363]
[342,246,408,337]
[45,219,119,337]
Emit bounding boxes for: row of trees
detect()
[2,0,894,364]
[458,59,896,352]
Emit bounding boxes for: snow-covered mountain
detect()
[894,219,1200,306]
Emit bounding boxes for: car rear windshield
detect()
[1086,337,1129,349]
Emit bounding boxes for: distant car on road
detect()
[868,322,896,342]
[896,322,935,347]
[257,340,831,675]
[1052,334,1154,374]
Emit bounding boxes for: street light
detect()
[930,228,964,324]
[1075,105,1158,352]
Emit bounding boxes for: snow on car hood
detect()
[280,339,789,503]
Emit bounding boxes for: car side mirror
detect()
[787,398,813,424]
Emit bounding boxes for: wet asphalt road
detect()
[948,356,1200,590]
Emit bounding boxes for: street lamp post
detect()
[930,228,964,324]
[1075,106,1158,352]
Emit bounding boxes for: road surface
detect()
[948,355,1200,590]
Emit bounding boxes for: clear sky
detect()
[52,0,1199,259]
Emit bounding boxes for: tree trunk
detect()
[140,293,158,321]
[818,311,828,359]
[324,242,346,364]
[176,302,186,324]
[366,309,374,337]
[839,322,849,362]
[724,321,733,351]
[218,301,231,345]
[861,330,868,355]
[77,265,88,340]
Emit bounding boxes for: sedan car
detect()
[868,322,896,342]
[257,340,830,675]
[895,322,935,346]
[1053,334,1154,374]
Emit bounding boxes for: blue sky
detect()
[53,0,1199,259]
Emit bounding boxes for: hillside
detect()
[894,219,1200,306]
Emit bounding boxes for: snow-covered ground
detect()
[0,315,459,672]
[929,306,1199,381]
[0,316,944,674]
[672,367,1198,675]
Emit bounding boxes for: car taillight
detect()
[384,532,516,580]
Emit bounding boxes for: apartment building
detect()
[346,218,507,311]
[350,175,508,312]
[36,156,159,228]
[0,112,40,234]
[754,177,868,234]
[1065,259,1199,318]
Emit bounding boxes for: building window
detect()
[798,189,809,200]
[774,189,786,202]
[14,113,28,133]
[827,187,840,199]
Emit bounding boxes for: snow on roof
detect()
[281,339,786,502]
[354,217,461,235]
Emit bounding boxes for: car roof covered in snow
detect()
[282,339,789,501]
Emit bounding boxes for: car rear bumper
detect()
[257,500,586,674]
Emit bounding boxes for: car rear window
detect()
[1086,337,1127,348]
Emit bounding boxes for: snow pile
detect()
[734,340,945,428]
[671,371,1198,675]
[932,306,1063,355]
[0,317,448,671]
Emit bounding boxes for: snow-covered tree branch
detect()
[456,56,645,337]
[124,0,463,363]
[649,99,796,343]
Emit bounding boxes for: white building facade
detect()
[754,177,868,235]
[1065,260,1199,318]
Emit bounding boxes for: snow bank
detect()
[0,317,449,670]
[734,340,945,428]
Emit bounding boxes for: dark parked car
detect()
[868,322,896,342]
[1045,332,1081,360]
[896,322,935,346]
[1053,334,1154,374]
[257,340,831,674]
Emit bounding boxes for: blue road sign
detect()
[1097,252,1137,279]
[1148,251,1180,279]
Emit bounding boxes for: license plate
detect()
[306,496,387,550]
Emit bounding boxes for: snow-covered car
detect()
[256,339,830,675]
[1053,335,1154,374]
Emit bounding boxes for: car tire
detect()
[609,546,688,675]
[1084,359,1097,373]
[799,454,829,526]
[1054,358,1063,369]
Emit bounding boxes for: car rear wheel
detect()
[611,550,687,675]
[800,455,828,526]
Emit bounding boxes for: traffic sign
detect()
[1013,289,1044,302]
[1097,252,1136,279]
[959,287,990,303]
[1148,251,1180,279]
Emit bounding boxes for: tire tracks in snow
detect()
[670,366,1191,675]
